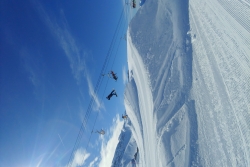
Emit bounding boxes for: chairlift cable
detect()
[111,17,127,69]
[78,8,127,166]
[66,6,126,167]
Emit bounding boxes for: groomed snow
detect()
[111,0,250,166]
[189,0,250,166]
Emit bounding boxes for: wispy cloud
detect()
[56,29,87,86]
[20,48,46,106]
[34,1,88,85]
[88,157,98,167]
[86,75,105,112]
[98,115,123,167]
[67,148,90,167]
[34,1,104,112]
[20,48,40,88]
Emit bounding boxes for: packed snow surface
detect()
[111,0,250,166]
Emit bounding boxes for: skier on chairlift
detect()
[122,114,128,119]
[96,129,105,135]
[106,89,118,100]
[102,71,118,81]
[110,71,118,81]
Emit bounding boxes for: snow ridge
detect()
[111,120,137,167]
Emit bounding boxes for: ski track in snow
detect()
[127,32,158,167]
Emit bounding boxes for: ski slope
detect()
[189,0,250,166]
[111,0,250,166]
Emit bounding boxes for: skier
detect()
[110,71,118,81]
[122,114,128,119]
[102,71,118,81]
[106,89,117,100]
[132,0,136,8]
[96,129,105,135]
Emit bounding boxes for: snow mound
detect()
[111,120,138,167]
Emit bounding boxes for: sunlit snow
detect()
[111,0,250,166]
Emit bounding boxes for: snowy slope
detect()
[111,120,138,167]
[111,0,250,166]
[189,0,250,166]
[123,0,195,166]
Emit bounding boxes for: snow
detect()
[189,0,250,166]
[111,120,138,167]
[111,0,250,166]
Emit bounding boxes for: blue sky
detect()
[0,0,137,166]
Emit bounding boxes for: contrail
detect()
[58,133,65,147]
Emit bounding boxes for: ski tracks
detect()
[190,0,250,166]
[127,33,158,167]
